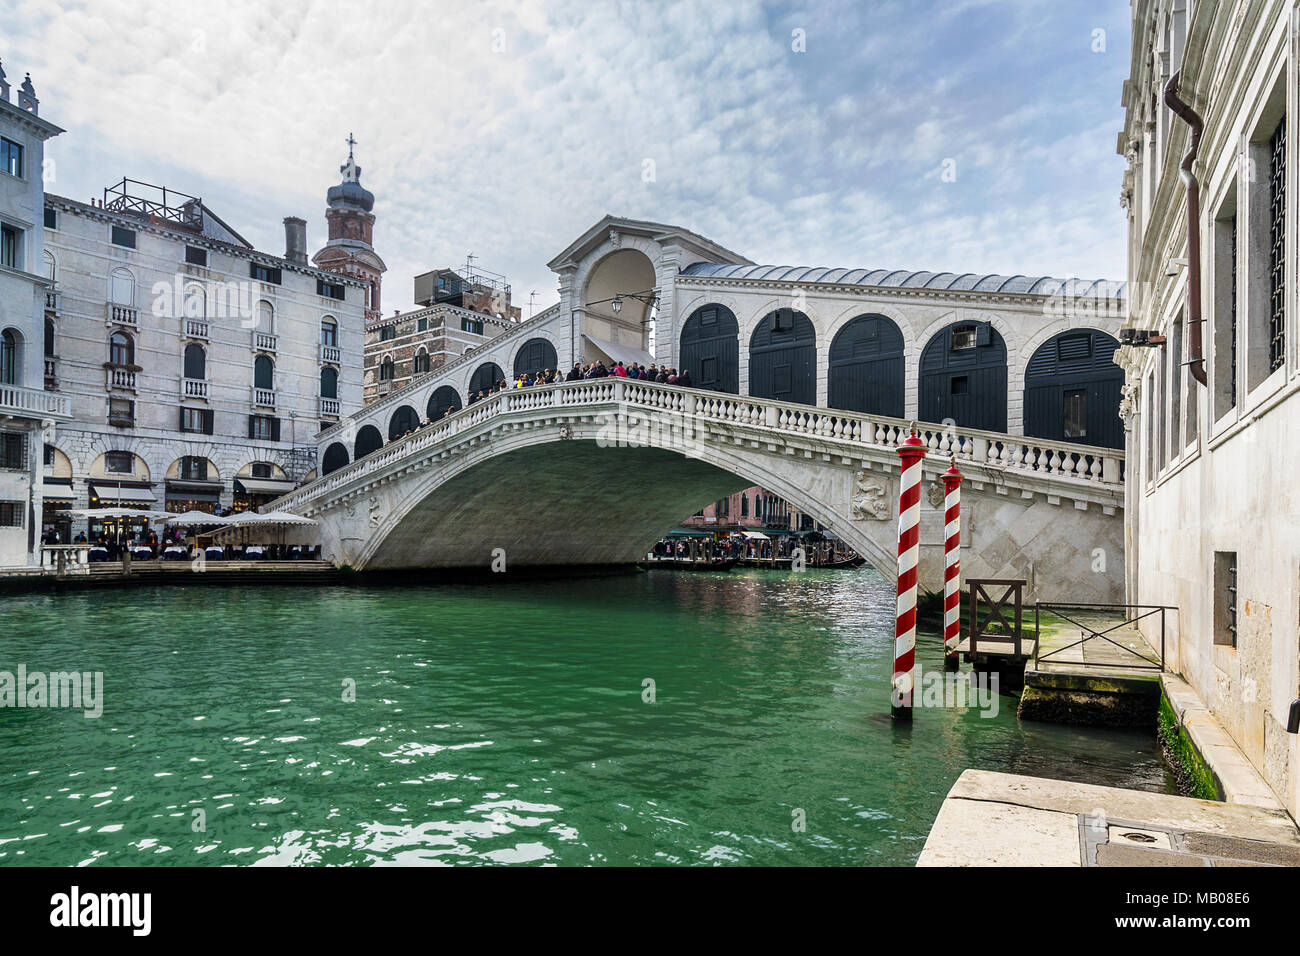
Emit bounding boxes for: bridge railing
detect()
[276,378,1124,513]
[317,302,562,444]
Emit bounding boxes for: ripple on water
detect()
[0,573,1176,865]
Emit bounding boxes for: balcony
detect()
[107,410,135,428]
[182,378,209,400]
[320,343,341,364]
[319,396,341,418]
[106,367,137,391]
[108,304,139,328]
[252,331,277,353]
[184,318,210,341]
[45,289,58,311]
[44,357,57,389]
[0,382,70,419]
[252,387,276,409]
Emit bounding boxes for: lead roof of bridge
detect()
[679,262,1126,299]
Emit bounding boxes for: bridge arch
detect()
[389,404,420,439]
[354,424,383,459]
[919,320,1008,432]
[426,385,462,421]
[680,304,739,392]
[468,362,504,400]
[341,426,898,576]
[748,309,816,405]
[322,442,349,475]
[513,337,559,378]
[1023,328,1123,448]
[580,247,659,359]
[827,313,905,416]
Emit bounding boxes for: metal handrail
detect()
[1033,602,1173,671]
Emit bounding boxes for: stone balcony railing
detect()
[43,357,57,387]
[185,318,210,341]
[107,304,138,328]
[0,382,71,419]
[252,331,277,353]
[106,367,136,391]
[320,344,342,365]
[320,396,341,417]
[45,289,58,311]
[277,378,1126,516]
[182,377,209,399]
[252,387,276,408]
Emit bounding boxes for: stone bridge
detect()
[274,379,1124,601]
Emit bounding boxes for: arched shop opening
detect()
[918,320,1007,432]
[827,313,905,417]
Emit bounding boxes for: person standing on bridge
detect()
[567,363,582,381]
[677,368,692,388]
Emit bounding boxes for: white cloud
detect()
[8,0,1131,314]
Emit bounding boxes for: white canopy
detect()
[225,510,317,527]
[581,332,654,370]
[740,530,770,540]
[162,510,233,527]
[68,507,168,520]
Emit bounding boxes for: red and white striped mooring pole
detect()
[892,426,926,720]
[941,459,964,672]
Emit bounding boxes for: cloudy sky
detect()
[8,0,1131,314]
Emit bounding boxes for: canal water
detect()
[0,569,1176,866]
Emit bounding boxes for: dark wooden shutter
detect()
[203,409,214,435]
[247,415,255,439]
[270,417,281,442]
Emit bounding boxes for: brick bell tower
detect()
[312,133,386,324]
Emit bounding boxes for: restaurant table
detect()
[244,546,265,560]
[162,546,188,561]
[88,548,110,562]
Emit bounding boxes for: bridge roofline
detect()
[546,214,753,271]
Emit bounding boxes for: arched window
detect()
[389,404,419,439]
[827,314,905,416]
[354,424,383,459]
[468,362,504,398]
[512,338,558,378]
[680,305,739,392]
[43,250,55,282]
[1023,329,1123,449]
[183,343,206,380]
[378,356,394,381]
[320,366,338,399]
[413,350,431,374]
[254,354,274,390]
[110,268,134,305]
[918,321,1007,432]
[748,309,816,404]
[109,331,134,366]
[0,329,19,384]
[44,318,55,358]
[321,318,338,347]
[256,300,274,333]
[322,442,349,475]
[427,385,462,420]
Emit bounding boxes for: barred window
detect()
[1230,214,1238,406]
[1269,116,1286,374]
[0,432,26,470]
[0,501,23,527]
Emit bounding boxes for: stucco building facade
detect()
[1118,0,1300,815]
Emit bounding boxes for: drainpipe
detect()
[1163,70,1208,386]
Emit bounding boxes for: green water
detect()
[0,569,1175,866]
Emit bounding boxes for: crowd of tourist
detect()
[376,360,700,446]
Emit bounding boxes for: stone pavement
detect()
[918,769,1300,866]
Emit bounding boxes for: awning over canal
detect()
[739,530,770,539]
[41,477,73,502]
[89,483,156,505]
[664,527,714,538]
[234,478,297,496]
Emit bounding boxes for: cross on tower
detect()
[346,132,357,159]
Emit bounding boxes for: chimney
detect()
[283,217,308,266]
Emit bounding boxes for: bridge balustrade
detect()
[273,378,1125,517]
